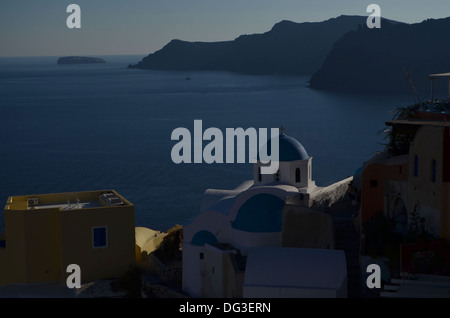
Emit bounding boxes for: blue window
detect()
[0,240,5,248]
[92,226,108,248]
[414,155,419,177]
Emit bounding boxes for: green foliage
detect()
[385,129,415,156]
[153,225,183,263]
[384,103,420,156]
[363,211,402,262]
[405,204,426,240]
[391,103,420,121]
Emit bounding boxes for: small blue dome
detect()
[191,230,218,246]
[279,134,309,161]
[259,133,309,162]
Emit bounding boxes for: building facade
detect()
[360,117,450,241]
[0,190,135,286]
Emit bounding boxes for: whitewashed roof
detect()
[244,247,347,290]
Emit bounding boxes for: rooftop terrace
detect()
[4,190,131,212]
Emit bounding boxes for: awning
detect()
[428,72,450,79]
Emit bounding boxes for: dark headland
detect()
[57,56,106,65]
[128,15,401,76]
[128,15,450,95]
[309,17,450,94]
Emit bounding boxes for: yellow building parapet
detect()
[0,190,136,287]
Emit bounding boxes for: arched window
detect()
[414,155,419,177]
[295,168,301,183]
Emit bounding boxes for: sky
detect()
[0,0,449,57]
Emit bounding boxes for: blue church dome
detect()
[258,130,309,162]
[278,134,309,161]
[232,193,284,232]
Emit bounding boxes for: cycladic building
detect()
[182,128,349,298]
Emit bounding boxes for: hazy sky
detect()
[0,0,449,57]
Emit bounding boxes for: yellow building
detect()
[0,190,135,286]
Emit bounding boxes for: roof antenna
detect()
[280,126,286,136]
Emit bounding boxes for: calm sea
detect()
[0,55,414,232]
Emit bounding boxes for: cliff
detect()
[309,17,450,94]
[129,15,399,76]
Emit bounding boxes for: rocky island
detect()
[57,56,106,65]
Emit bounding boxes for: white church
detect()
[182,128,351,298]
